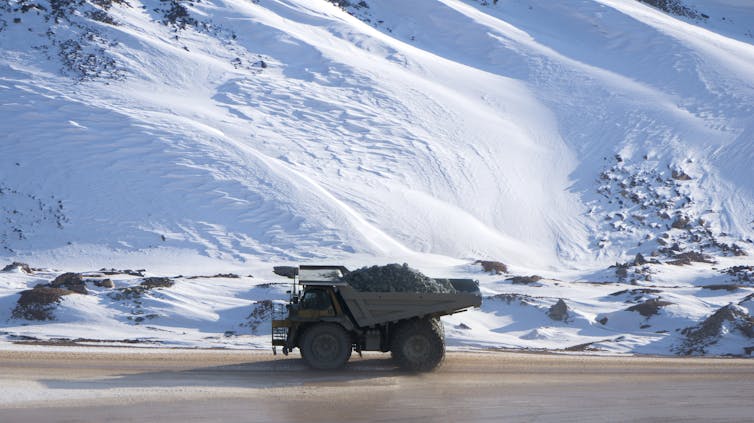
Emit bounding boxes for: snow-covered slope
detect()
[1,0,754,355]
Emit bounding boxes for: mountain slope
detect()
[2,0,754,355]
[1,0,753,270]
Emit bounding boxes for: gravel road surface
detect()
[0,347,752,422]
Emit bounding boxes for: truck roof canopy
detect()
[299,265,349,283]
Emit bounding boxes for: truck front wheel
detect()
[300,323,352,370]
[391,317,445,372]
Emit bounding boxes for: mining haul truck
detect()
[271,265,481,372]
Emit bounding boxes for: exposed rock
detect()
[186,273,241,279]
[12,286,74,320]
[677,304,754,355]
[485,293,536,305]
[474,260,507,275]
[724,266,754,283]
[50,272,87,295]
[636,0,707,20]
[609,288,662,297]
[99,268,145,277]
[93,278,115,288]
[507,275,542,285]
[547,299,570,322]
[671,169,692,181]
[140,277,174,289]
[626,298,673,317]
[108,277,174,301]
[109,286,144,301]
[701,284,740,292]
[243,299,274,334]
[2,262,32,273]
[667,251,714,266]
[564,341,607,352]
[671,215,690,229]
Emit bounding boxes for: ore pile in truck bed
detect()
[340,263,456,293]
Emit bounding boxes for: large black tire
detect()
[300,323,352,370]
[391,317,445,372]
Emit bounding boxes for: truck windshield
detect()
[299,268,343,282]
[300,289,332,311]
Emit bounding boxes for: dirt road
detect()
[0,347,752,422]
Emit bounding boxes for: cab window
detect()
[300,289,332,311]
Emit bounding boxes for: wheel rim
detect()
[403,334,431,362]
[311,333,340,362]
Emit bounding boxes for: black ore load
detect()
[341,263,455,293]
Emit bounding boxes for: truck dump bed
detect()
[338,279,481,327]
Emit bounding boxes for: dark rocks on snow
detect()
[671,169,692,181]
[635,0,707,20]
[474,260,507,275]
[243,299,273,334]
[626,298,673,317]
[93,278,115,288]
[2,262,32,273]
[739,293,754,305]
[99,268,145,277]
[140,277,174,289]
[564,340,607,352]
[731,244,748,257]
[186,273,241,279]
[725,266,754,283]
[485,293,537,306]
[109,277,175,301]
[547,299,570,322]
[159,0,197,29]
[667,251,715,266]
[507,275,542,285]
[614,263,629,280]
[50,272,87,294]
[609,288,662,297]
[11,271,92,320]
[671,215,691,229]
[109,287,143,301]
[341,263,455,293]
[678,304,754,355]
[701,284,741,292]
[12,286,74,320]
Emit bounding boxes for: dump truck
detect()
[271,265,481,372]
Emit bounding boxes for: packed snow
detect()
[1,0,753,355]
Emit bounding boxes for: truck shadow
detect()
[40,356,407,391]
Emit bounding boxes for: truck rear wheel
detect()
[300,323,352,370]
[391,317,445,372]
